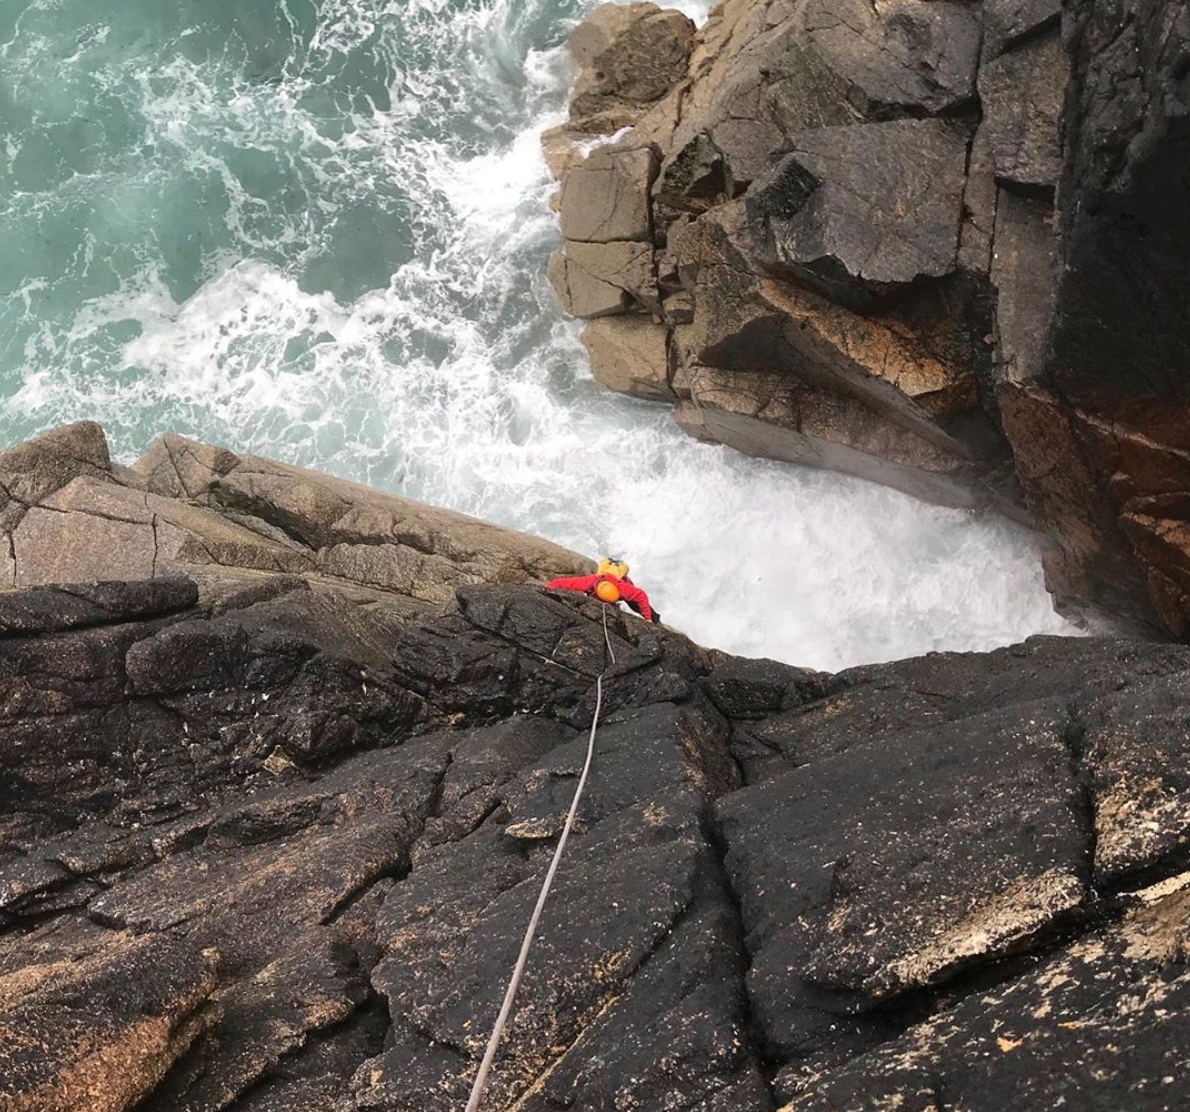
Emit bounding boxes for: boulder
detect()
[580,315,674,400]
[750,119,970,307]
[558,145,657,244]
[568,2,695,125]
[548,238,658,317]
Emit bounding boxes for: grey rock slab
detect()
[978,30,1066,190]
[990,189,1060,386]
[982,0,1061,59]
[751,119,970,306]
[795,0,982,118]
[560,237,658,313]
[569,2,694,120]
[548,249,633,318]
[559,145,657,243]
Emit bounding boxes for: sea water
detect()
[0,0,1072,670]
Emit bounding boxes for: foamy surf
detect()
[0,0,1072,670]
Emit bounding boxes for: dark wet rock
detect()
[140,939,370,1112]
[514,868,776,1112]
[782,883,1190,1110]
[0,928,218,1112]
[0,577,199,634]
[7,435,1190,1109]
[717,700,1087,1066]
[978,30,1066,191]
[702,655,826,720]
[751,120,970,307]
[1083,671,1190,885]
[502,700,736,839]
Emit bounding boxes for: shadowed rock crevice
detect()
[701,806,781,1105]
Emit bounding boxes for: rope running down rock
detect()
[463,604,617,1112]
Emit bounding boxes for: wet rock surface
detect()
[5,436,1190,1110]
[547,0,1190,638]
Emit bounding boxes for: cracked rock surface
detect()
[5,426,1190,1110]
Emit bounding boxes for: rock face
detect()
[547,0,1190,636]
[1006,0,1190,636]
[5,427,1190,1111]
[0,422,590,605]
[567,2,696,129]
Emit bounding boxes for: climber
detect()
[546,557,661,623]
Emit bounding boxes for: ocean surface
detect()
[0,0,1072,670]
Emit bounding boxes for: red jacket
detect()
[545,573,656,622]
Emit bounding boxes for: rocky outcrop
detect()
[566,2,696,130]
[0,422,590,606]
[5,429,1190,1110]
[545,0,1049,517]
[546,0,1190,635]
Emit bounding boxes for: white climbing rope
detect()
[463,605,617,1112]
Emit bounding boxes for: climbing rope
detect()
[463,605,617,1112]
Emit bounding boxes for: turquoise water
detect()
[0,0,1071,668]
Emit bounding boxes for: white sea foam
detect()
[1,0,1073,670]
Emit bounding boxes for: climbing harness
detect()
[463,605,617,1112]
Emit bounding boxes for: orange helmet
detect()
[595,579,622,603]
